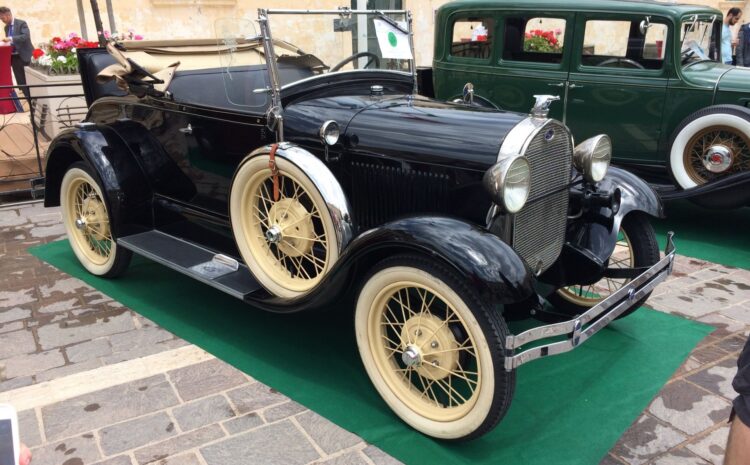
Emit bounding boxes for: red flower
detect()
[32,48,44,59]
[51,36,62,43]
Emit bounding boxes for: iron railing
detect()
[0,82,86,201]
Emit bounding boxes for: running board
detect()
[117,231,261,300]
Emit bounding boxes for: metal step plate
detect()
[118,230,261,300]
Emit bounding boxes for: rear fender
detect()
[44,124,152,237]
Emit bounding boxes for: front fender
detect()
[572,166,663,266]
[43,124,152,238]
[247,216,536,314]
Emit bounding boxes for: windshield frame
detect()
[258,8,416,142]
[679,13,721,67]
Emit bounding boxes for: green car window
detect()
[581,19,668,70]
[451,17,495,60]
[502,16,566,64]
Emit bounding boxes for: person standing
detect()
[736,22,750,66]
[723,7,742,65]
[0,6,31,101]
[725,336,750,465]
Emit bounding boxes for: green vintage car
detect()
[431,0,750,208]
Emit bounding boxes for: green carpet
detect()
[655,201,750,269]
[30,241,712,465]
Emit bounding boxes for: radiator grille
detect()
[512,121,572,273]
[350,162,451,231]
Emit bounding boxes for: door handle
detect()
[569,83,584,89]
[548,82,565,87]
[179,124,193,135]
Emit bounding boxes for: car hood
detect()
[681,61,734,89]
[345,95,528,171]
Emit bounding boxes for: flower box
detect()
[24,66,85,140]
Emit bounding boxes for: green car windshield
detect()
[680,15,720,65]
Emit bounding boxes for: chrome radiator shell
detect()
[494,118,573,273]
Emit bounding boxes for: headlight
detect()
[573,134,611,183]
[483,156,531,213]
[319,120,340,146]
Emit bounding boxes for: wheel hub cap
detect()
[702,145,733,173]
[400,313,459,381]
[80,195,110,241]
[265,225,282,244]
[267,198,314,257]
[401,345,422,367]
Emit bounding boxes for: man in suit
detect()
[0,6,31,101]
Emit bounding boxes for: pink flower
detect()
[134,34,143,40]
[555,28,562,35]
[68,32,79,38]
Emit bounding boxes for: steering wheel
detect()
[596,57,645,69]
[681,48,697,66]
[330,52,381,72]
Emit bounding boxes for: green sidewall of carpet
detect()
[655,201,750,269]
[29,241,712,465]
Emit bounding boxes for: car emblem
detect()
[544,128,555,142]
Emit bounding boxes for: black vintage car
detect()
[44,8,675,440]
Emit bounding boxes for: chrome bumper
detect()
[504,232,676,371]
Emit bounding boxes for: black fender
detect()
[245,216,536,314]
[43,123,154,238]
[582,166,663,264]
[652,171,750,209]
[541,167,663,288]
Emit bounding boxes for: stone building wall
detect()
[3,0,748,66]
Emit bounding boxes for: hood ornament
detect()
[531,95,560,119]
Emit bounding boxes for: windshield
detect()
[263,10,413,82]
[680,15,721,65]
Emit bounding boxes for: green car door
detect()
[433,10,575,121]
[564,13,671,163]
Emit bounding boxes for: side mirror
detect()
[640,16,652,35]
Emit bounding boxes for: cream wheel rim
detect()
[241,166,332,292]
[64,175,113,266]
[368,281,482,421]
[557,228,635,306]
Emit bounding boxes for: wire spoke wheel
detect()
[231,155,339,297]
[60,163,130,277]
[548,213,659,319]
[372,282,481,419]
[684,125,750,185]
[356,257,514,440]
[557,228,634,306]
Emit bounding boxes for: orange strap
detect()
[268,143,280,201]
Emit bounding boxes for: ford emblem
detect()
[544,128,555,142]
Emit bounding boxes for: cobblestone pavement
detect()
[1,200,748,465]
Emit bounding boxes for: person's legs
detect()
[10,55,30,104]
[725,414,750,465]
[725,336,750,465]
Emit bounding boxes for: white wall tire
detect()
[60,163,131,277]
[230,155,339,298]
[354,256,514,441]
[669,107,750,189]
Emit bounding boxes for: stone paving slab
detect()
[1,200,749,465]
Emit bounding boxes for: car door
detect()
[565,13,671,163]
[491,11,574,121]
[432,11,573,121]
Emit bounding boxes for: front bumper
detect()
[504,232,676,370]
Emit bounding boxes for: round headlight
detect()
[483,156,531,213]
[573,134,612,183]
[319,120,340,146]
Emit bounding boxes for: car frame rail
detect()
[504,232,676,370]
